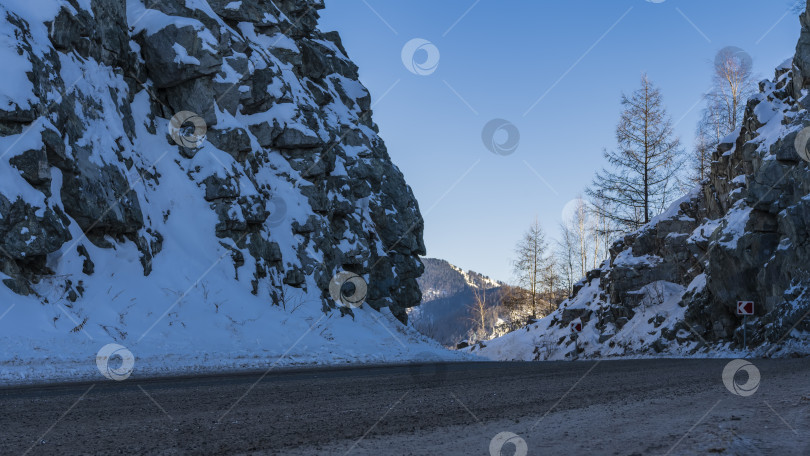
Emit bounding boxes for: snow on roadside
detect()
[469,271,753,362]
[0,275,468,385]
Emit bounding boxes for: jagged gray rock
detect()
[0,0,425,324]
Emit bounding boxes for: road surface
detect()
[2,359,809,455]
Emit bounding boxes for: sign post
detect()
[736,301,754,348]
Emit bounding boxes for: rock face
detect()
[0,0,424,322]
[477,2,810,360]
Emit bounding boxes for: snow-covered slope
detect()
[448,262,501,290]
[0,0,448,385]
[474,4,810,361]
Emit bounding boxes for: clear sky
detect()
[319,0,801,282]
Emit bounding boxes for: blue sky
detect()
[319,0,801,282]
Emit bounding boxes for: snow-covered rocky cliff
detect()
[0,0,439,383]
[474,2,810,361]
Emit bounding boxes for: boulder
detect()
[136,24,222,89]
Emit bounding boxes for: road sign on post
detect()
[737,301,754,316]
[736,301,754,348]
[570,321,583,332]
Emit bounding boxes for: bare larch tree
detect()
[468,285,488,342]
[690,47,756,184]
[711,47,755,132]
[513,219,549,318]
[556,221,577,296]
[587,74,682,232]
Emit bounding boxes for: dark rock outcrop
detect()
[0,0,424,323]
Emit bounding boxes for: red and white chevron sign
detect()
[736,301,754,316]
[570,321,583,332]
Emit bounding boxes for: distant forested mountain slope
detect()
[412,258,507,346]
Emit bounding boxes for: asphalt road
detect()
[2,359,809,455]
